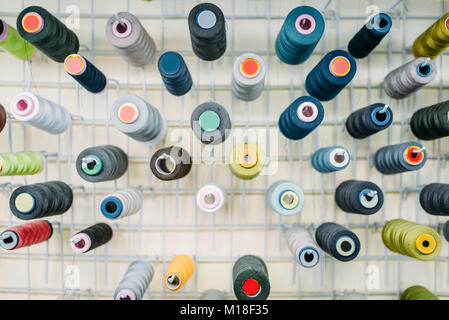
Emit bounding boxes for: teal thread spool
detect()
[0,151,44,176]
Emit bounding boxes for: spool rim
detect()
[198,110,221,131]
[165,273,182,291]
[0,20,8,42]
[101,196,123,219]
[296,101,318,123]
[415,234,436,254]
[279,190,298,210]
[70,233,91,253]
[298,247,319,267]
[240,58,260,79]
[329,56,351,77]
[329,148,349,168]
[335,235,356,257]
[22,12,44,34]
[403,146,424,165]
[117,103,139,124]
[196,9,217,29]
[81,155,103,175]
[14,193,36,214]
[416,63,432,78]
[371,105,391,126]
[0,230,18,250]
[358,188,379,209]
[115,288,137,300]
[295,14,316,35]
[155,153,177,175]
[12,95,35,117]
[64,54,87,75]
[111,18,133,38]
[238,149,257,169]
[242,278,261,297]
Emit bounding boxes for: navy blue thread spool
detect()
[64,54,107,94]
[158,51,192,96]
[305,49,357,101]
[311,146,350,173]
[348,13,392,59]
[374,141,427,175]
[278,96,324,140]
[275,6,325,65]
[345,103,393,139]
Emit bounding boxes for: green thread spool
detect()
[0,151,44,176]
[401,285,439,300]
[0,19,35,60]
[382,219,441,261]
[412,13,449,59]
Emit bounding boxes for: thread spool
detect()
[64,54,107,94]
[163,254,195,292]
[17,6,79,63]
[382,219,441,261]
[0,151,44,176]
[229,142,265,180]
[105,12,156,67]
[190,102,231,145]
[443,221,449,242]
[0,104,7,133]
[412,13,449,60]
[285,226,320,268]
[419,183,449,216]
[278,95,324,140]
[305,49,357,101]
[70,223,113,254]
[76,145,128,183]
[100,188,142,220]
[196,182,226,213]
[275,6,325,65]
[158,51,192,96]
[382,57,437,100]
[410,100,449,140]
[0,220,52,250]
[311,146,350,173]
[110,95,167,146]
[199,289,227,300]
[114,260,154,300]
[335,180,384,215]
[10,91,71,135]
[315,222,360,262]
[232,255,270,300]
[150,146,192,181]
[345,103,393,139]
[10,181,73,221]
[232,53,266,101]
[266,180,304,216]
[347,13,392,59]
[373,141,427,175]
[0,19,35,60]
[188,3,226,61]
[401,285,439,300]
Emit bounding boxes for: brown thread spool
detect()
[163,254,195,292]
[0,104,6,133]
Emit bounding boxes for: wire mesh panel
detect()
[0,0,448,300]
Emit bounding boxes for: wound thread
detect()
[0,220,52,250]
[410,100,449,140]
[232,53,266,101]
[105,12,156,67]
[64,54,107,94]
[0,151,44,176]
[10,181,73,220]
[232,255,270,300]
[199,289,227,300]
[419,183,449,216]
[150,146,192,181]
[114,260,154,300]
[401,285,439,300]
[0,104,7,133]
[163,254,195,292]
[158,51,192,96]
[191,102,231,145]
[412,13,449,59]
[229,142,265,180]
[266,180,305,216]
[382,57,437,99]
[311,146,350,173]
[285,225,320,268]
[345,103,393,139]
[17,6,79,63]
[335,180,384,215]
[443,221,449,242]
[10,91,71,135]
[382,219,441,261]
[100,188,143,220]
[0,19,35,60]
[374,141,427,175]
[196,182,227,213]
[348,13,392,59]
[315,222,360,262]
[70,222,113,254]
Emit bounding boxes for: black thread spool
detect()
[76,145,128,183]
[17,6,79,63]
[158,51,192,96]
[190,102,231,145]
[419,183,449,216]
[335,180,384,215]
[70,223,113,253]
[64,54,107,94]
[9,181,73,221]
[373,141,427,175]
[232,255,270,300]
[315,222,360,262]
[345,103,393,139]
[347,13,392,59]
[188,3,226,61]
[150,146,192,181]
[410,100,449,140]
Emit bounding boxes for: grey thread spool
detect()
[100,188,143,220]
[232,53,266,101]
[199,289,227,300]
[114,260,154,300]
[190,102,231,145]
[110,95,167,146]
[285,225,320,268]
[383,57,436,99]
[105,12,156,67]
[373,141,427,175]
[10,91,71,135]
[232,255,270,300]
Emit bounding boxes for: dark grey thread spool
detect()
[315,222,360,262]
[373,141,427,175]
[232,255,270,300]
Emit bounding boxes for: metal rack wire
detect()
[0,0,448,300]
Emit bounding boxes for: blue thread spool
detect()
[275,6,324,65]
[158,51,192,96]
[348,13,392,59]
[278,96,324,140]
[305,49,357,101]
[64,54,107,94]
[311,146,350,173]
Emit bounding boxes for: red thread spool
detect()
[0,220,52,250]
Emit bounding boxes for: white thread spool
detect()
[196,182,227,213]
[232,53,266,101]
[100,188,143,219]
[10,92,71,134]
[285,225,320,268]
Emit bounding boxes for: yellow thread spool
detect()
[412,13,449,59]
[163,254,194,292]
